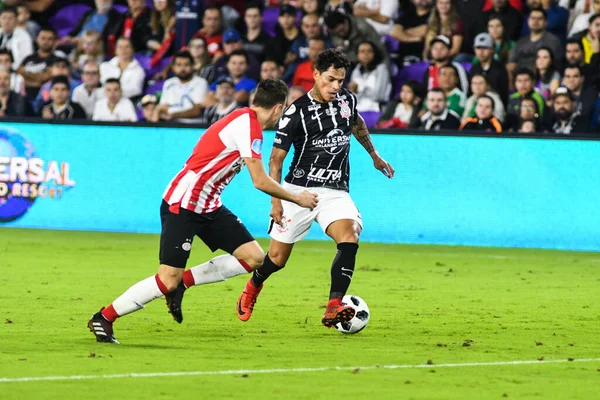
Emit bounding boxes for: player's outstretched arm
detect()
[352,113,395,179]
[244,157,318,209]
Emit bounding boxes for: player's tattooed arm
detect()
[268,147,289,224]
[353,113,396,179]
[352,114,375,154]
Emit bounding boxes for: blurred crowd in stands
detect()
[0,0,599,134]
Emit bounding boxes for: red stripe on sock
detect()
[101,304,119,322]
[155,274,169,294]
[238,259,253,273]
[183,269,195,288]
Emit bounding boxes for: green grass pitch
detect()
[1,228,599,399]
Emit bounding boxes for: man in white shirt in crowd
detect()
[0,48,24,95]
[353,0,398,36]
[92,78,138,122]
[151,50,208,123]
[202,76,239,125]
[99,37,145,99]
[72,60,104,119]
[0,6,33,70]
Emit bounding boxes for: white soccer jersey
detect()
[162,108,263,214]
[160,76,208,115]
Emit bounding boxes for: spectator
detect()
[551,86,587,133]
[324,9,386,65]
[72,60,104,119]
[212,28,260,82]
[508,68,546,116]
[423,0,464,59]
[187,36,215,82]
[40,75,86,120]
[507,8,564,83]
[324,0,354,14]
[459,94,504,132]
[100,37,145,99]
[348,40,391,112]
[470,32,509,104]
[287,85,306,104]
[289,13,329,67]
[534,46,560,103]
[202,76,240,125]
[192,6,224,59]
[564,38,600,84]
[0,67,31,117]
[487,16,515,64]
[504,96,547,130]
[0,6,33,70]
[69,29,104,79]
[521,0,569,41]
[463,73,506,121]
[519,118,537,132]
[139,93,158,121]
[438,64,467,116]
[569,0,600,36]
[151,50,208,122]
[260,59,283,80]
[422,35,469,93]
[112,0,152,53]
[0,49,24,95]
[301,0,321,15]
[562,64,599,126]
[147,0,176,57]
[32,57,81,113]
[292,38,326,93]
[16,4,39,41]
[60,0,121,53]
[418,87,462,129]
[93,78,137,122]
[17,26,57,100]
[266,5,300,68]
[243,3,272,63]
[377,80,425,129]
[390,0,432,65]
[353,0,399,36]
[575,13,600,63]
[482,0,523,41]
[207,50,257,106]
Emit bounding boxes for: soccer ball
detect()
[335,295,370,334]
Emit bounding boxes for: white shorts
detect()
[268,182,363,244]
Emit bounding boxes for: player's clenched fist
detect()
[296,190,319,210]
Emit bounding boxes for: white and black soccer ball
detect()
[335,295,370,334]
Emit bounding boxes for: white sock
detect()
[183,254,251,288]
[111,275,166,317]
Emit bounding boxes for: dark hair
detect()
[252,78,289,108]
[529,7,547,20]
[535,46,557,84]
[0,48,14,62]
[324,10,347,30]
[173,50,194,65]
[514,67,535,84]
[428,87,445,97]
[357,40,383,72]
[204,6,221,17]
[0,6,17,16]
[105,78,121,86]
[440,63,459,80]
[402,80,425,100]
[565,38,584,52]
[589,12,600,25]
[51,75,70,88]
[563,64,583,76]
[470,73,490,87]
[245,1,263,14]
[227,49,249,64]
[315,48,351,73]
[38,26,57,37]
[477,94,495,111]
[51,57,70,67]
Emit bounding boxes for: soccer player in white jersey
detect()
[88,79,318,344]
[168,49,395,329]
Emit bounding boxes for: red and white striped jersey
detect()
[163,108,263,214]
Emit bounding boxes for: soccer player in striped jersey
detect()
[88,79,318,344]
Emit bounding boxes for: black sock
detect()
[329,242,359,300]
[251,254,283,287]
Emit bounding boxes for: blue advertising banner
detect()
[1,122,600,251]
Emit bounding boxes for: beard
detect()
[556,108,572,119]
[177,72,194,81]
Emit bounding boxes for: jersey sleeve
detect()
[235,112,264,159]
[350,91,359,126]
[273,104,300,152]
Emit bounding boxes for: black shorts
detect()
[159,201,255,269]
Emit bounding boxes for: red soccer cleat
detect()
[321,299,355,328]
[236,279,263,322]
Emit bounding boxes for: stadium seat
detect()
[383,36,400,54]
[360,111,381,128]
[145,79,165,95]
[262,7,279,36]
[49,4,92,38]
[112,5,128,13]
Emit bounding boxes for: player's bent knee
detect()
[158,264,184,292]
[233,241,265,271]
